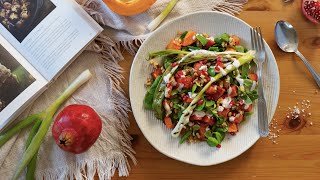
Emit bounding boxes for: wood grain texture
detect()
[104,0,320,179]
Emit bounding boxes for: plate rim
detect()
[129,11,280,166]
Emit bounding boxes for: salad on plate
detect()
[144,31,258,148]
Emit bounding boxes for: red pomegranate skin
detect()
[52,104,102,154]
[302,0,320,24]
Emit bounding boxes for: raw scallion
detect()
[147,0,180,31]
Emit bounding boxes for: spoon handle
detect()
[295,50,320,88]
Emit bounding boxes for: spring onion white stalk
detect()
[147,0,179,31]
[171,51,255,137]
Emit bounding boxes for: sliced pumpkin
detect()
[103,0,157,16]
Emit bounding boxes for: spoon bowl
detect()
[275,20,320,87]
[275,21,298,52]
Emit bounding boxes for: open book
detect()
[0,0,103,131]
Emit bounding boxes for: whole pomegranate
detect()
[52,104,102,154]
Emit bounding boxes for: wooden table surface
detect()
[112,0,320,179]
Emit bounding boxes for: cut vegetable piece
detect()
[196,34,208,46]
[166,39,182,50]
[164,116,174,129]
[181,31,197,46]
[228,122,238,132]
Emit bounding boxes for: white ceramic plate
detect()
[129,11,280,166]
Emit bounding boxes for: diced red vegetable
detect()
[230,35,241,46]
[248,73,258,81]
[181,31,197,46]
[204,39,215,49]
[229,85,238,97]
[225,47,236,52]
[199,124,208,140]
[164,116,174,129]
[228,122,238,132]
[218,109,230,118]
[166,39,181,50]
[176,76,194,89]
[151,68,163,79]
[202,115,215,125]
[190,115,203,121]
[234,114,244,123]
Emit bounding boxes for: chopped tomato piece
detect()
[190,115,203,121]
[230,35,241,46]
[164,116,174,129]
[212,87,226,100]
[181,31,197,46]
[218,109,230,118]
[176,76,194,89]
[234,114,244,123]
[248,73,258,81]
[204,39,215,49]
[199,124,208,141]
[203,115,215,125]
[205,85,217,95]
[228,122,238,132]
[166,39,181,50]
[193,62,202,71]
[241,104,253,112]
[216,61,225,68]
[229,85,238,97]
[151,68,163,79]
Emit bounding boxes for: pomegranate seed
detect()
[239,99,244,105]
[197,99,204,105]
[182,95,189,101]
[215,66,220,71]
[203,71,208,76]
[172,62,178,67]
[230,101,234,106]
[166,83,171,88]
[217,56,222,62]
[216,144,221,148]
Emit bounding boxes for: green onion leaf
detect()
[204,131,212,138]
[206,137,219,147]
[179,130,192,144]
[180,31,188,39]
[196,34,208,46]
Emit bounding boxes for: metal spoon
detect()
[275,20,320,87]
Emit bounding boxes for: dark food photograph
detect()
[0,44,35,112]
[0,0,56,42]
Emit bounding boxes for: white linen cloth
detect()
[0,0,247,179]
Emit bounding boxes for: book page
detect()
[0,0,103,80]
[0,34,47,131]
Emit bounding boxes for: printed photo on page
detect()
[0,43,35,112]
[0,0,56,42]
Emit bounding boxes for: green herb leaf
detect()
[208,47,219,52]
[241,63,250,79]
[196,34,208,46]
[235,45,245,53]
[213,132,222,143]
[180,31,188,39]
[193,125,200,131]
[143,76,162,110]
[179,130,192,144]
[192,84,197,94]
[205,100,215,108]
[204,131,212,138]
[188,46,201,50]
[206,137,219,147]
[195,99,206,111]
